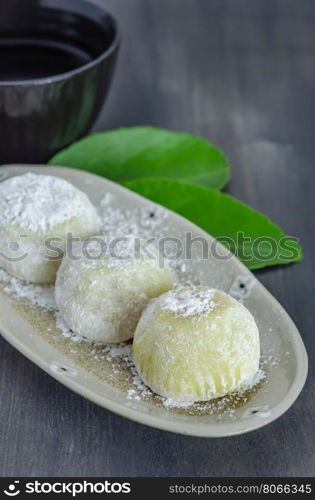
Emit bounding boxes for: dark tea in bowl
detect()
[0,0,120,164]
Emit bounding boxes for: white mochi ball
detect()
[133,286,260,403]
[55,235,174,343]
[0,173,100,284]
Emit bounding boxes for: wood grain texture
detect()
[1,0,314,477]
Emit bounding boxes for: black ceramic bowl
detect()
[0,0,120,164]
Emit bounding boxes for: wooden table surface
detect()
[1,0,314,477]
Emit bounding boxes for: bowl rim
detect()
[0,0,120,88]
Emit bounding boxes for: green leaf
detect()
[49,126,229,189]
[122,178,303,270]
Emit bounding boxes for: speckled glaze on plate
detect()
[0,165,308,437]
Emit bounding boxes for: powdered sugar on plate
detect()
[0,268,56,311]
[100,193,168,240]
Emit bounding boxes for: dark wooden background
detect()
[1,0,314,477]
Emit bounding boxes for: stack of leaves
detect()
[49,127,302,270]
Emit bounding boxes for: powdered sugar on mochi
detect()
[0,173,99,233]
[82,234,159,270]
[159,288,217,317]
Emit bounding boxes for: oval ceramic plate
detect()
[0,165,308,437]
